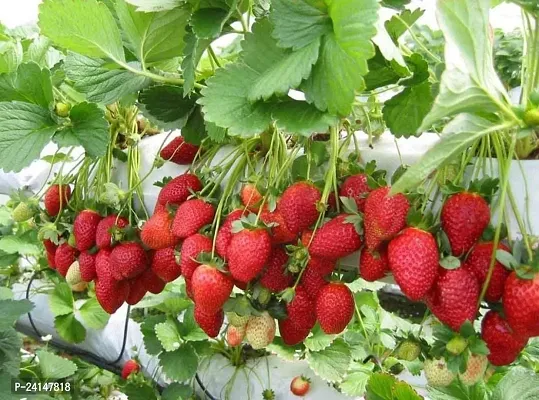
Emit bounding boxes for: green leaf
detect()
[0,62,54,107]
[155,320,182,352]
[419,0,507,131]
[54,314,86,343]
[381,0,411,10]
[391,115,497,194]
[0,329,22,376]
[364,48,408,91]
[242,20,320,102]
[0,235,40,255]
[305,324,336,351]
[0,287,13,300]
[385,8,425,41]
[24,36,58,68]
[181,31,211,96]
[159,344,199,381]
[116,0,190,63]
[123,382,158,400]
[303,0,378,115]
[492,366,539,400]
[205,120,226,143]
[272,99,337,136]
[0,41,23,74]
[0,299,32,330]
[383,82,434,138]
[41,152,74,164]
[392,381,422,400]
[125,0,184,12]
[141,314,166,355]
[39,0,126,62]
[37,350,77,379]
[267,336,301,361]
[366,373,397,400]
[139,85,196,130]
[78,298,110,329]
[182,106,207,145]
[64,52,150,105]
[180,306,208,341]
[191,8,229,39]
[0,102,58,172]
[340,363,373,397]
[269,0,332,50]
[161,383,193,400]
[53,102,109,158]
[306,338,351,383]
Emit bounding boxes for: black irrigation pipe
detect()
[22,271,219,398]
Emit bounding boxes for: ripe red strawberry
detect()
[43,239,57,269]
[463,242,510,303]
[315,282,354,334]
[259,247,293,292]
[141,210,180,250]
[340,173,371,212]
[95,248,112,280]
[278,182,321,234]
[185,277,194,299]
[425,268,479,331]
[171,199,215,239]
[309,215,362,259]
[215,209,244,259]
[441,192,490,256]
[126,277,147,305]
[110,242,148,280]
[55,243,79,277]
[191,264,234,314]
[360,248,390,282]
[481,310,528,366]
[121,359,139,379]
[279,287,316,345]
[290,376,310,397]
[364,186,409,250]
[503,271,539,338]
[180,233,212,279]
[260,209,297,244]
[157,173,202,206]
[240,183,264,212]
[44,184,71,216]
[228,229,271,283]
[194,307,224,338]
[160,136,199,165]
[226,324,245,346]
[79,251,96,282]
[307,255,335,276]
[151,247,181,282]
[141,268,166,294]
[95,214,128,249]
[279,318,311,346]
[74,210,101,251]
[387,228,439,300]
[300,265,328,301]
[96,273,129,314]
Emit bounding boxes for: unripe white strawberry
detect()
[245,312,275,349]
[66,261,82,286]
[424,358,455,387]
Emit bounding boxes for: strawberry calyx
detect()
[231,213,268,233]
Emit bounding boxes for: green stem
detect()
[236,7,249,33]
[208,46,222,68]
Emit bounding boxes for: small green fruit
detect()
[424,358,455,387]
[12,202,33,222]
[396,340,421,361]
[446,336,468,355]
[524,108,539,127]
[55,102,71,117]
[257,287,271,305]
[226,312,249,328]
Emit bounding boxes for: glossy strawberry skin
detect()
[503,271,539,338]
[307,255,336,276]
[79,251,96,282]
[299,265,328,301]
[95,215,128,249]
[290,376,310,397]
[315,282,354,334]
[364,186,410,250]
[340,173,371,212]
[74,210,102,251]
[260,210,297,244]
[463,242,510,303]
[44,184,71,217]
[284,287,316,333]
[425,268,479,331]
[141,210,180,250]
[309,215,362,259]
[215,209,244,259]
[126,276,147,305]
[110,242,148,280]
[55,243,79,277]
[191,264,234,314]
[481,310,528,366]
[160,136,199,165]
[388,228,439,301]
[279,318,311,346]
[151,247,181,282]
[96,273,129,314]
[95,249,113,280]
[121,360,140,380]
[441,192,490,256]
[228,229,272,283]
[171,199,215,239]
[142,268,166,294]
[157,173,202,206]
[194,307,224,338]
[180,234,212,279]
[278,182,321,234]
[259,247,293,292]
[360,248,390,282]
[240,184,264,212]
[43,239,57,269]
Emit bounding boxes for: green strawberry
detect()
[12,202,34,222]
[396,340,421,361]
